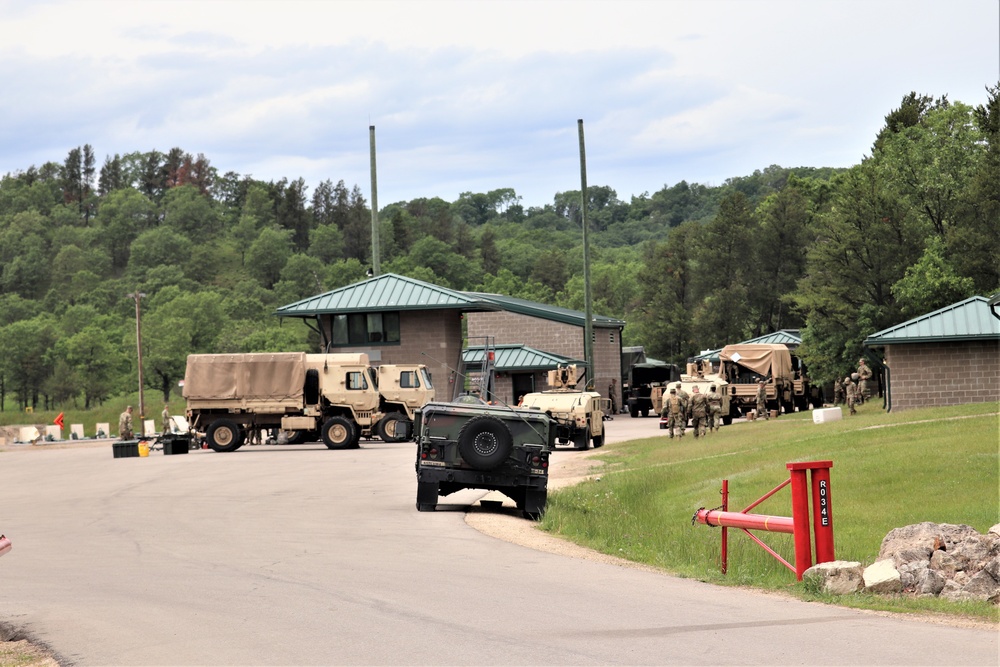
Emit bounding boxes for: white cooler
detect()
[812,407,842,423]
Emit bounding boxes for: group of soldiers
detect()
[660,382,723,439]
[832,358,873,415]
[118,404,173,440]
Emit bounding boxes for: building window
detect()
[609,330,615,343]
[331,312,401,346]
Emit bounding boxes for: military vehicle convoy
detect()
[414,401,555,520]
[183,352,433,451]
[518,365,606,450]
[717,343,817,415]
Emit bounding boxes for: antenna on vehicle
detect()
[419,350,550,444]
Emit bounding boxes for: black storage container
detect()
[113,441,140,458]
[161,434,191,455]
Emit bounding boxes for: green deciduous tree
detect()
[246,227,294,289]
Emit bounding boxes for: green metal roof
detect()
[463,344,583,372]
[463,291,626,328]
[275,273,501,317]
[864,296,1000,346]
[744,329,801,347]
[275,274,626,328]
[691,330,802,362]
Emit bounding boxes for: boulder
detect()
[878,522,981,567]
[915,568,947,597]
[929,549,958,576]
[863,559,902,594]
[897,559,930,589]
[804,561,863,595]
[942,569,1000,603]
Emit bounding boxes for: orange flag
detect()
[54,412,64,429]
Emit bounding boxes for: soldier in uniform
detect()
[689,386,709,438]
[857,359,872,403]
[608,378,618,415]
[755,381,769,420]
[161,404,171,434]
[661,387,686,438]
[845,376,857,415]
[833,377,845,405]
[674,382,689,418]
[119,405,134,440]
[706,385,723,432]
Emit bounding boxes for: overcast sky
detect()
[1,0,998,208]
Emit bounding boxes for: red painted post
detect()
[720,479,728,575]
[787,466,812,580]
[811,464,835,564]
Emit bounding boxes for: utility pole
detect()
[369,125,381,277]
[577,119,595,389]
[126,290,146,421]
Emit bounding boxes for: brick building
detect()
[863,296,1000,412]
[275,274,625,405]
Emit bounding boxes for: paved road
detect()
[0,420,996,665]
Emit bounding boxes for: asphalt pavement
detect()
[0,417,995,665]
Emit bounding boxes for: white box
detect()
[812,407,842,424]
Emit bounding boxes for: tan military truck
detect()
[518,365,607,450]
[717,344,796,416]
[374,364,435,442]
[184,352,392,452]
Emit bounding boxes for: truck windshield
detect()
[420,367,433,390]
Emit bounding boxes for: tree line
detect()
[0,86,996,411]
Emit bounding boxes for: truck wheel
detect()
[457,416,513,471]
[416,480,438,511]
[206,419,244,452]
[377,412,410,443]
[321,416,355,450]
[629,405,639,418]
[592,432,604,448]
[722,416,733,426]
[573,427,590,450]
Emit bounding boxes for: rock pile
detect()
[803,522,1000,603]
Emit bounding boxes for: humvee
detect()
[414,401,555,520]
[519,365,606,450]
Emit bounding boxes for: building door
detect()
[512,373,535,405]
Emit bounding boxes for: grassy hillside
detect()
[542,402,999,621]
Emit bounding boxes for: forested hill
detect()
[0,88,997,411]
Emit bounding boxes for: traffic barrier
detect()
[693,461,834,580]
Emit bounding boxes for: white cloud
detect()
[0,0,996,206]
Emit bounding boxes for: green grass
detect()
[0,391,184,437]
[541,402,1000,623]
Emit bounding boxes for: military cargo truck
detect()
[717,344,796,415]
[184,352,432,452]
[518,365,606,450]
[374,364,435,442]
[625,361,681,417]
[415,401,555,520]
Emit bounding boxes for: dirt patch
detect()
[0,623,59,667]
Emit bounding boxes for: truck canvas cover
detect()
[183,353,306,402]
[719,344,791,380]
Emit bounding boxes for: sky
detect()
[1,0,998,209]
